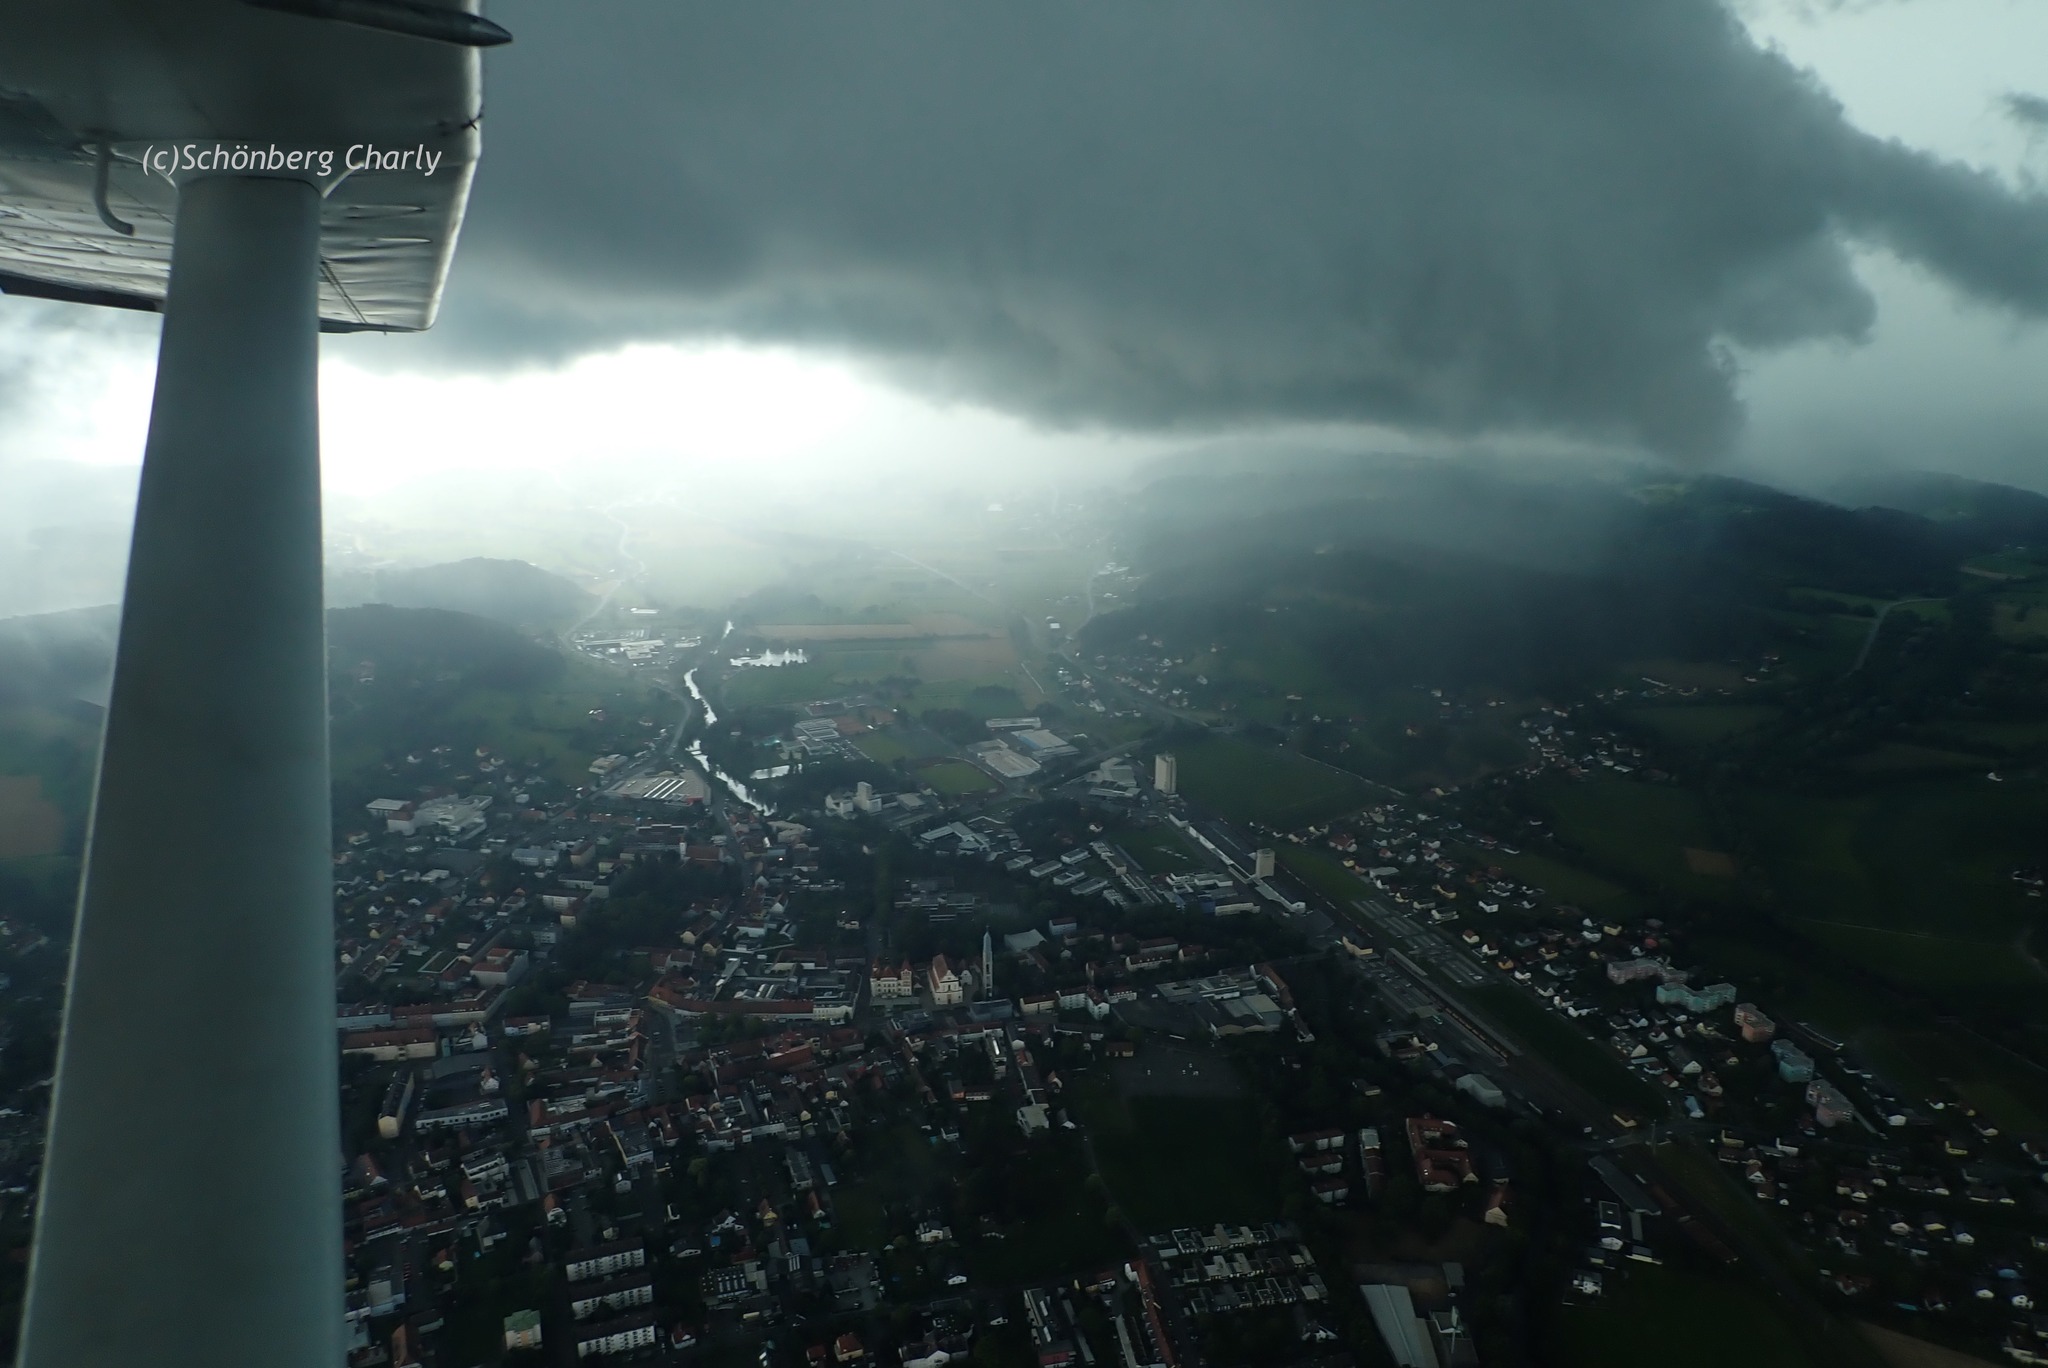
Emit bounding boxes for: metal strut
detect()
[19,172,341,1368]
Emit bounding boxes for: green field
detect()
[1760,611,1874,679]
[1801,922,2044,1002]
[1172,736,1374,829]
[1073,1079,1285,1230]
[1685,932,1896,1038]
[832,1188,888,1251]
[1536,776,1735,903]
[1276,845,1371,911]
[919,759,1000,796]
[1110,824,1205,874]
[715,661,845,708]
[1863,1028,2048,1133]
[1563,1264,1820,1368]
[959,1130,1127,1285]
[1186,622,1357,727]
[717,619,1042,715]
[1479,849,1641,920]
[1842,743,1988,776]
[329,653,648,789]
[1943,719,2048,752]
[853,730,919,764]
[1463,985,1664,1113]
[441,694,605,784]
[1742,779,2045,946]
[1627,704,1778,747]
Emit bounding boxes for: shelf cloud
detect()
[414,0,2048,457]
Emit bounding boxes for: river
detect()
[682,666,774,814]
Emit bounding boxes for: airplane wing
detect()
[0,0,486,331]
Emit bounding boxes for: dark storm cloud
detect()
[414,1,2048,457]
[2005,92,2048,131]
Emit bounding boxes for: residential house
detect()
[1771,1039,1816,1084]
[503,1309,542,1351]
[1405,1115,1477,1193]
[1733,1003,1776,1043]
[1656,981,1738,1014]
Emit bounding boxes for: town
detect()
[283,608,2046,1368]
[6,470,2048,1368]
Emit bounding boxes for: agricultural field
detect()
[1626,704,1778,747]
[1532,776,1736,904]
[708,660,847,709]
[1172,735,1374,829]
[1861,1028,2048,1134]
[718,631,1043,715]
[1683,931,1896,1038]
[438,674,649,787]
[1843,744,1993,776]
[1800,922,2044,1005]
[1188,628,1357,727]
[1759,610,1878,680]
[1739,780,2045,946]
[1342,696,1533,790]
[1649,1141,1817,1279]
[326,651,650,792]
[1961,549,2048,580]
[1991,596,2048,642]
[1618,657,1751,691]
[1685,930,2048,1131]
[1940,719,2048,753]
[1475,848,1642,921]
[1276,845,1372,912]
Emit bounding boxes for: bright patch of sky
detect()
[1729,0,2048,488]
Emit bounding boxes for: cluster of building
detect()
[1147,1223,1330,1317]
[573,626,695,671]
[1021,1260,1179,1368]
[1081,632,1226,713]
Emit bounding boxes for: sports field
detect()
[918,759,1000,796]
[1173,735,1373,829]
[1110,823,1205,874]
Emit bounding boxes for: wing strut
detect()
[20,171,341,1368]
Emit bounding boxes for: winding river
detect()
[682,666,774,814]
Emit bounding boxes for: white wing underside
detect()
[0,0,482,331]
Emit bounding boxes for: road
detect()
[565,498,653,635]
[1844,596,1942,675]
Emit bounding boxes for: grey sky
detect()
[386,0,2048,464]
[2,0,2045,506]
